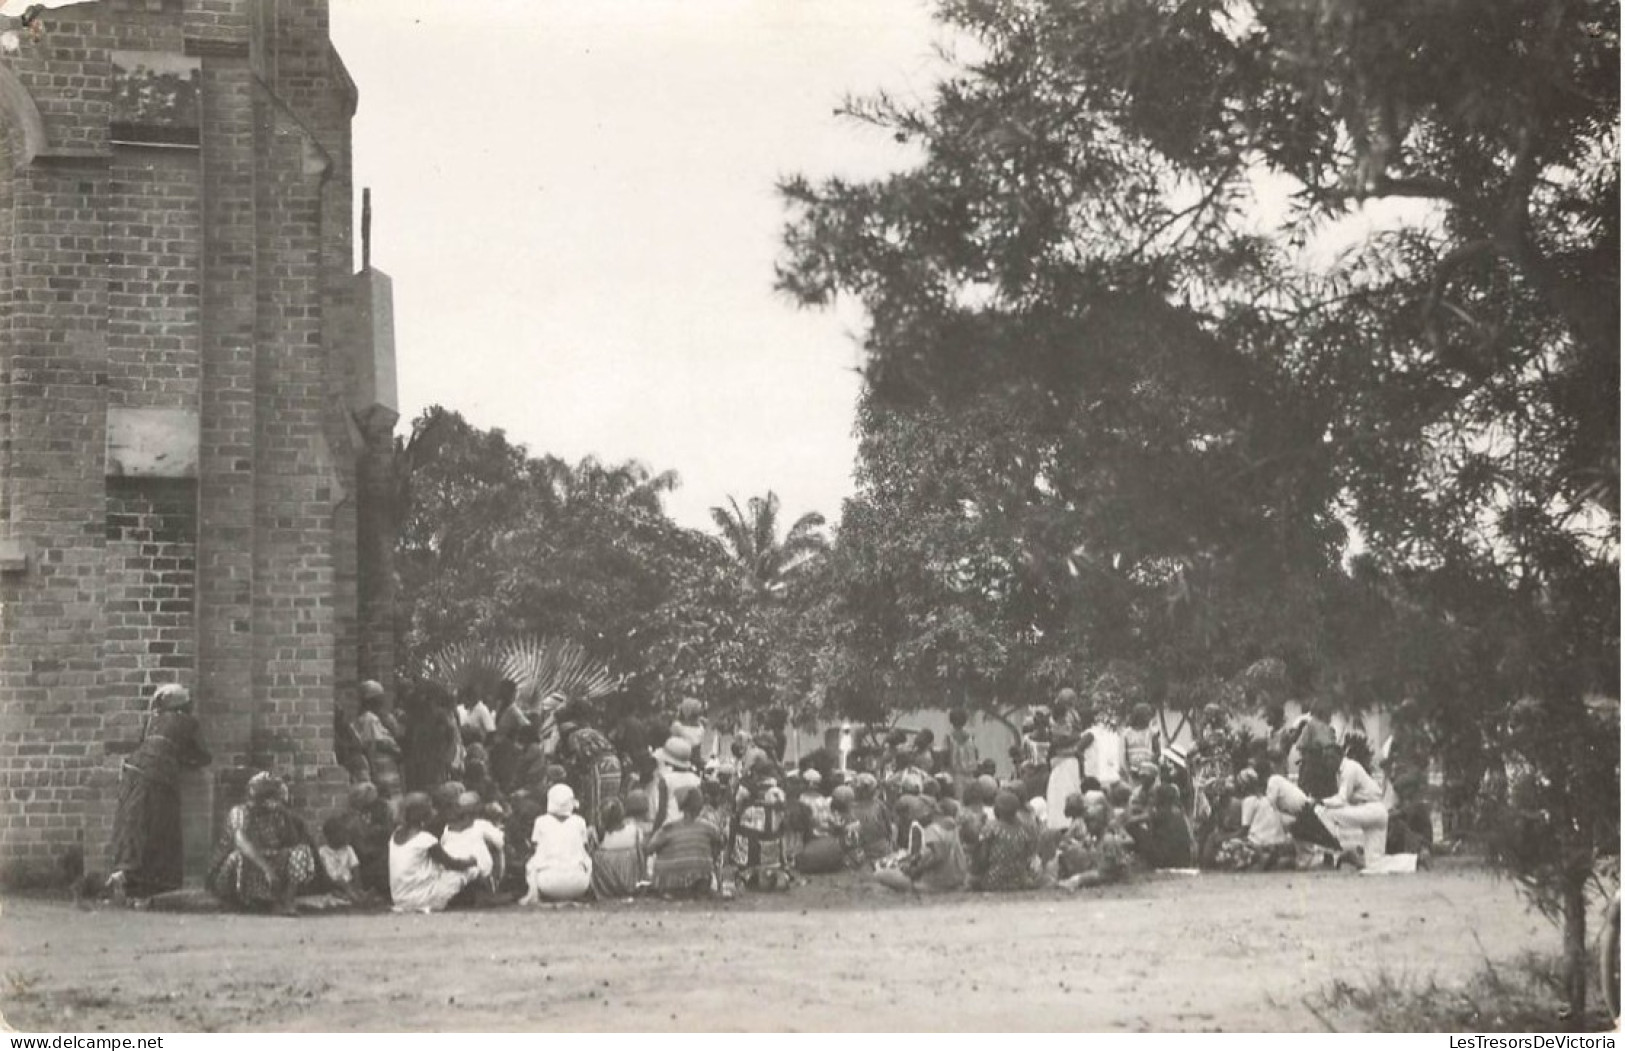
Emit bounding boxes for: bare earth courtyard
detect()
[0,864,1565,1033]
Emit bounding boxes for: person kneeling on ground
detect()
[1212,770,1296,871]
[875,799,967,893]
[1316,732,1389,870]
[389,792,478,913]
[207,772,317,916]
[648,787,725,897]
[522,784,595,904]
[1123,784,1196,870]
[1057,791,1131,890]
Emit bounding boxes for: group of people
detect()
[103,679,1431,914]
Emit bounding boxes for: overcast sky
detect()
[328,0,946,531]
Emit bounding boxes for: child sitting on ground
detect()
[319,815,366,903]
[389,792,478,914]
[647,787,725,897]
[590,798,645,899]
[440,790,506,898]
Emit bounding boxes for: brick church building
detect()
[0,0,397,880]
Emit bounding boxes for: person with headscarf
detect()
[850,772,895,864]
[1295,699,1341,799]
[106,684,212,903]
[555,703,622,836]
[1317,731,1390,868]
[206,772,317,915]
[729,762,792,891]
[521,783,594,903]
[352,680,403,798]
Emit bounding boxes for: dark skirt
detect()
[109,771,184,897]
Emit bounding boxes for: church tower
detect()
[0,0,397,880]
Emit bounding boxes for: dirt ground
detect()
[0,862,1566,1032]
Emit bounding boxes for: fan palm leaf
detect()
[423,640,508,700]
[499,636,621,712]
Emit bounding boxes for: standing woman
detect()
[107,684,211,903]
[353,680,403,799]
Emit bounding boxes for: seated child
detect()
[319,815,365,903]
[389,792,478,913]
[440,790,506,894]
[343,781,392,896]
[647,787,724,897]
[590,798,645,899]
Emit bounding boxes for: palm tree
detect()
[709,491,829,598]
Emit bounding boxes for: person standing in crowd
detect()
[1044,689,1085,831]
[106,684,212,904]
[671,698,708,765]
[556,702,623,836]
[651,736,701,831]
[352,680,403,799]
[1122,703,1161,773]
[457,687,497,747]
[945,707,981,799]
[1296,699,1341,799]
[333,684,369,784]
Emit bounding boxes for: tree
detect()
[779,0,1617,1015]
[709,491,829,598]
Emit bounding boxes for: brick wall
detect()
[0,0,384,873]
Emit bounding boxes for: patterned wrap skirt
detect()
[109,770,185,897]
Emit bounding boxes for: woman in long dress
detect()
[352,681,404,798]
[107,684,211,902]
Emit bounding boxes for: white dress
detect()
[441,818,505,879]
[526,814,592,901]
[389,830,474,913]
